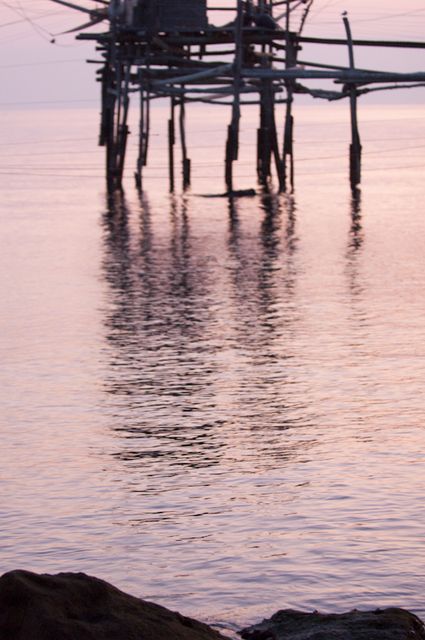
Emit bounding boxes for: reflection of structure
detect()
[345,187,364,300]
[101,193,225,475]
[100,191,311,476]
[53,0,425,193]
[227,191,299,350]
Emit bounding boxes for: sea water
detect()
[1,103,425,634]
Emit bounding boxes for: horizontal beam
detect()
[299,35,425,49]
[78,29,425,51]
[152,63,232,86]
[241,68,425,83]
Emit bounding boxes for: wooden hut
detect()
[131,0,208,33]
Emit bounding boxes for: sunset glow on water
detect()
[1,103,425,635]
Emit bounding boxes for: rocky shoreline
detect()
[0,570,424,640]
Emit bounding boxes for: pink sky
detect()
[0,1,423,106]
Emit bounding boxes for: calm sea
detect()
[1,102,425,635]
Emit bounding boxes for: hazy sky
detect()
[0,0,424,107]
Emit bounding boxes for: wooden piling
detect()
[343,14,362,190]
[105,60,130,192]
[135,80,145,190]
[225,0,243,193]
[179,90,191,189]
[168,97,176,192]
[282,94,294,192]
[257,78,273,184]
[282,24,298,193]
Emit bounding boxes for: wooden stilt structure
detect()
[51,0,425,193]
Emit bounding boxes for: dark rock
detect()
[0,570,228,640]
[240,608,425,640]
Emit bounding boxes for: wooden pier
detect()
[52,0,425,193]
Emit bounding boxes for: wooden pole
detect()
[143,89,151,167]
[168,97,176,192]
[225,0,243,193]
[135,75,145,190]
[116,63,130,187]
[258,78,273,184]
[106,58,130,192]
[282,14,297,193]
[271,107,284,192]
[179,88,191,189]
[104,42,118,192]
[282,95,294,191]
[343,14,362,190]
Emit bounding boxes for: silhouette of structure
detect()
[52,0,425,192]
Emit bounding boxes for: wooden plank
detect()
[299,35,425,49]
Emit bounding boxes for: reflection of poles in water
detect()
[168,195,212,339]
[260,190,282,262]
[226,189,298,332]
[138,191,155,300]
[284,193,297,256]
[103,191,131,259]
[345,187,365,301]
[227,194,240,249]
[100,193,222,473]
[169,194,192,299]
[348,187,363,251]
[260,190,298,260]
[101,192,138,346]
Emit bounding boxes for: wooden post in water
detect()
[135,74,145,190]
[343,13,362,190]
[105,57,131,192]
[117,64,131,188]
[282,6,297,193]
[168,97,176,192]
[257,77,273,185]
[271,94,285,192]
[103,42,118,192]
[225,0,243,193]
[179,89,191,189]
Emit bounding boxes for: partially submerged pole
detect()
[257,77,273,184]
[168,97,176,192]
[225,0,243,193]
[135,74,148,190]
[343,13,362,190]
[179,89,191,189]
[282,7,296,192]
